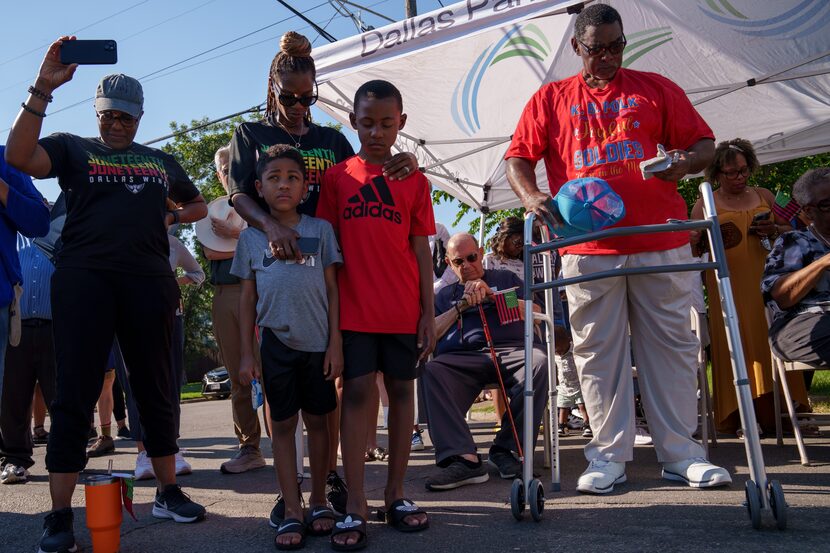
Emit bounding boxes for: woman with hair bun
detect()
[690,138,808,436]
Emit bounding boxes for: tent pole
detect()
[478,213,486,246]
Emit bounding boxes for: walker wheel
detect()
[528,478,545,522]
[510,478,525,520]
[768,480,787,530]
[744,480,762,530]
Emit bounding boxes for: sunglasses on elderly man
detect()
[451,253,479,267]
[576,35,627,57]
[807,201,830,213]
[97,110,139,127]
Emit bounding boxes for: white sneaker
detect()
[135,451,156,481]
[662,457,732,488]
[175,452,192,476]
[576,459,626,494]
[0,463,29,484]
[634,427,653,445]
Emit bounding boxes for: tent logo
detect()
[621,27,673,69]
[698,0,830,38]
[451,24,551,136]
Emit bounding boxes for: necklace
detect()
[273,115,305,149]
[810,224,830,249]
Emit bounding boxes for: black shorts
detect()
[260,328,337,422]
[342,331,419,381]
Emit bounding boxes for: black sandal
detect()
[377,498,429,533]
[368,447,388,462]
[275,518,306,551]
[306,505,336,536]
[330,513,368,551]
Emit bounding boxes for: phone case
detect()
[59,40,118,65]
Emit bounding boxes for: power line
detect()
[0,1,333,133]
[275,0,338,43]
[0,0,151,67]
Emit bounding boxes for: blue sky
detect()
[0,0,478,234]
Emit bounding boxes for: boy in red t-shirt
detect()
[317,80,435,549]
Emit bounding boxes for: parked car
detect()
[201,367,231,399]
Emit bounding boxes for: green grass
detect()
[180,382,202,401]
[809,370,830,413]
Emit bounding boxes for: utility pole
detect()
[405,0,417,17]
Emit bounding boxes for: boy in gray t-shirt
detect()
[231,145,343,548]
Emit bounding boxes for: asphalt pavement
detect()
[1,399,828,553]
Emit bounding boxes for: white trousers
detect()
[563,246,705,463]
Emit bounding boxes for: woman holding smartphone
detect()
[690,138,808,436]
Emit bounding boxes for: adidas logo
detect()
[343,176,402,224]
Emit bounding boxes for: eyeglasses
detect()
[722,166,751,180]
[97,110,139,128]
[807,201,830,213]
[274,81,319,107]
[576,34,627,57]
[451,253,479,267]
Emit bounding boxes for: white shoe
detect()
[175,452,192,476]
[662,457,732,488]
[576,459,626,494]
[135,451,156,481]
[634,427,653,445]
[0,463,29,484]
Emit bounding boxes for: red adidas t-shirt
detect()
[317,155,436,333]
[505,69,714,255]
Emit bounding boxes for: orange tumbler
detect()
[84,475,123,553]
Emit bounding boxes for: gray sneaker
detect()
[220,445,266,474]
[1,463,29,484]
[425,460,489,491]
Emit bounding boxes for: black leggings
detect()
[46,268,179,473]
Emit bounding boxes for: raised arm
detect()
[5,37,78,177]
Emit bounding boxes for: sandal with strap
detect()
[275,518,306,551]
[306,505,336,536]
[377,498,429,533]
[368,447,388,462]
[330,513,368,551]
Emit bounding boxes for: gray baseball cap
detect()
[94,74,144,118]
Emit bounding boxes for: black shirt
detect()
[228,120,354,217]
[39,133,199,275]
[210,257,239,286]
[435,269,527,355]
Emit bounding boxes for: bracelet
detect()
[167,210,180,225]
[20,102,46,118]
[28,85,53,103]
[454,303,463,319]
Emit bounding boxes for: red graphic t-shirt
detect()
[317,155,436,333]
[505,68,714,255]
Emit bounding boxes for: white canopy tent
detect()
[313,0,830,213]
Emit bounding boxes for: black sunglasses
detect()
[722,167,750,180]
[97,110,139,127]
[275,80,319,107]
[451,253,479,267]
[807,201,830,213]
[576,34,627,57]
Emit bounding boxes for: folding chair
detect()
[766,307,830,466]
[690,307,717,454]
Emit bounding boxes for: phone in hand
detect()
[60,40,118,65]
[752,211,771,224]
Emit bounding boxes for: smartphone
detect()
[60,40,118,65]
[296,237,320,255]
[752,211,771,224]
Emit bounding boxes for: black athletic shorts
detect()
[342,331,419,381]
[260,328,337,421]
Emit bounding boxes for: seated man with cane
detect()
[422,233,568,491]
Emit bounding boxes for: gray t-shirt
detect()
[231,215,342,352]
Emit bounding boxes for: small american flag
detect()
[493,288,521,325]
[773,188,801,221]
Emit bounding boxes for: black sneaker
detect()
[325,471,348,516]
[32,426,49,445]
[152,484,205,523]
[488,448,522,479]
[88,427,97,441]
[425,458,489,491]
[269,483,305,528]
[117,426,132,440]
[38,507,78,553]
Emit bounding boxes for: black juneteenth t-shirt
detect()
[39,133,199,275]
[228,120,354,217]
